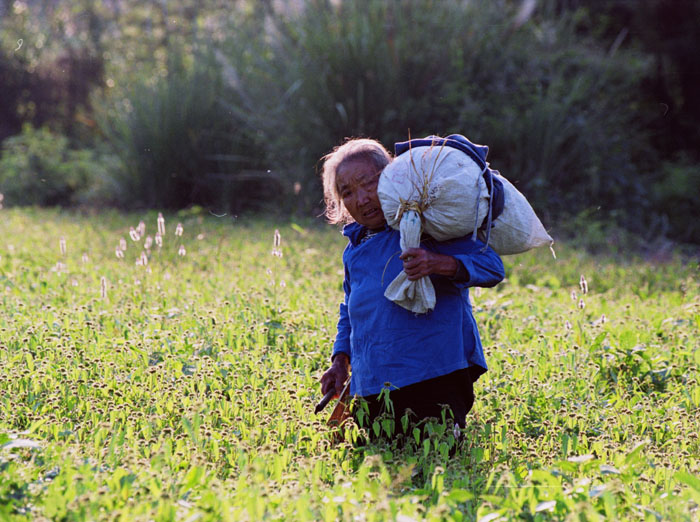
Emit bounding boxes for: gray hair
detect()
[320,138,392,224]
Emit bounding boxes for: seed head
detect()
[175,223,184,237]
[157,213,166,236]
[579,275,588,295]
[129,227,140,242]
[100,277,107,300]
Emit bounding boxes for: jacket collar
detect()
[342,222,390,246]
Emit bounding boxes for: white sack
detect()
[481,172,552,255]
[378,146,490,241]
[378,145,489,314]
[377,143,552,313]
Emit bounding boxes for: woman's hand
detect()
[400,248,458,280]
[320,353,349,396]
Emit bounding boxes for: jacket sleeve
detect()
[331,264,352,361]
[426,235,505,289]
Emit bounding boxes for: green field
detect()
[1,208,698,521]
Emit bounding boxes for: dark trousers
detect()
[357,367,477,434]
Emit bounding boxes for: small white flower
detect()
[115,248,124,259]
[144,236,153,249]
[157,213,165,236]
[579,275,588,295]
[578,298,585,310]
[175,223,184,236]
[81,253,89,264]
[178,245,186,256]
[197,233,204,240]
[137,221,146,236]
[155,233,163,248]
[129,227,140,242]
[119,238,127,251]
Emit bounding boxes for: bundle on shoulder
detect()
[377,134,552,313]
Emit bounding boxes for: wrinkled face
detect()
[336,158,386,229]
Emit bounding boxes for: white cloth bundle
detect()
[378,143,551,313]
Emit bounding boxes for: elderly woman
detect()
[319,138,504,433]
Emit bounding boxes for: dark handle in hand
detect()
[314,387,336,414]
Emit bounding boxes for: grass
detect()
[0,207,698,521]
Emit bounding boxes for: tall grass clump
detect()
[94,48,267,212]
[218,0,656,230]
[218,0,490,207]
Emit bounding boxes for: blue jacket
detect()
[332,222,505,397]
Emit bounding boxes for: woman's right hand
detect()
[320,353,350,396]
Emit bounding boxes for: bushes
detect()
[650,157,700,244]
[0,124,120,207]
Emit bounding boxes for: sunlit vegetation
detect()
[0,208,698,520]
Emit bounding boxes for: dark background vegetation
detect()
[0,0,698,246]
